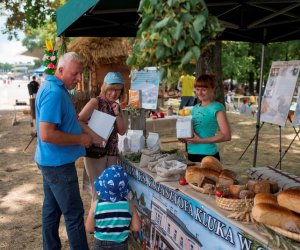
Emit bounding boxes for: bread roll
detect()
[239,190,255,199]
[218,170,235,186]
[263,180,279,194]
[185,166,219,185]
[253,181,270,194]
[220,169,237,179]
[277,189,300,214]
[254,193,277,206]
[229,185,246,197]
[201,156,223,173]
[252,203,300,233]
[246,180,256,192]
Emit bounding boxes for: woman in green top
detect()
[180,74,231,162]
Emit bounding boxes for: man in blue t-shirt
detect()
[35,52,92,250]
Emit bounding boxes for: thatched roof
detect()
[68,37,131,66]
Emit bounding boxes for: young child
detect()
[86,164,141,250]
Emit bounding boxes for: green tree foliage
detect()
[126,0,224,80]
[1,0,65,69]
[1,0,62,40]
[0,63,12,72]
[221,41,300,94]
[222,42,256,83]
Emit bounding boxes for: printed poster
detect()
[260,60,300,126]
[130,68,160,110]
[292,87,300,126]
[121,160,267,250]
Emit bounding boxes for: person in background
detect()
[178,73,196,109]
[78,72,128,202]
[35,52,93,250]
[239,98,249,114]
[27,76,40,97]
[249,95,256,106]
[86,164,141,250]
[179,74,231,162]
[225,91,232,105]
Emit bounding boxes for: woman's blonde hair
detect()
[100,83,125,100]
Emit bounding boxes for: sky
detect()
[0,16,36,64]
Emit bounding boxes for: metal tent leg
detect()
[253,43,266,167]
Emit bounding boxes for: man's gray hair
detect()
[56,52,84,68]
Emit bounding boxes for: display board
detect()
[260,60,300,126]
[292,87,300,126]
[130,68,160,110]
[121,160,267,250]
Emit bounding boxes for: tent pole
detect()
[253,43,266,167]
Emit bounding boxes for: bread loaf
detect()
[201,156,223,173]
[185,166,219,185]
[277,189,300,214]
[253,181,270,194]
[218,170,235,186]
[263,180,279,194]
[252,203,300,233]
[254,193,277,206]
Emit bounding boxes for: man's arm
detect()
[39,122,92,147]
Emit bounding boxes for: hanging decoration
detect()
[43,40,58,75]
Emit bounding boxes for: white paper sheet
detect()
[88,109,116,142]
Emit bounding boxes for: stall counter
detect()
[121,158,270,250]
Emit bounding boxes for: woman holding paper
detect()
[180,74,231,162]
[78,72,128,201]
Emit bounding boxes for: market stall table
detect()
[120,158,271,250]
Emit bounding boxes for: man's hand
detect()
[80,133,93,147]
[92,134,106,147]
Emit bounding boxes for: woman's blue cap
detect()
[104,72,124,85]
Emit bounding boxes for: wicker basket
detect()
[215,196,254,211]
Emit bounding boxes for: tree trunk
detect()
[197,41,224,104]
[248,71,254,95]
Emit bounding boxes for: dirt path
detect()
[1,109,300,249]
[0,110,93,249]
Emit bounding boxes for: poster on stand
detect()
[292,87,300,126]
[121,160,267,250]
[260,60,300,126]
[130,67,160,110]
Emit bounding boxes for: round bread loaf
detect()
[277,189,300,214]
[254,193,277,206]
[201,156,222,173]
[252,203,300,233]
[185,166,219,185]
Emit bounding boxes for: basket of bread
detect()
[185,156,235,195]
[217,178,280,224]
[252,188,300,242]
[215,184,255,211]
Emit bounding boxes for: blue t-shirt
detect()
[188,101,225,155]
[34,75,85,166]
